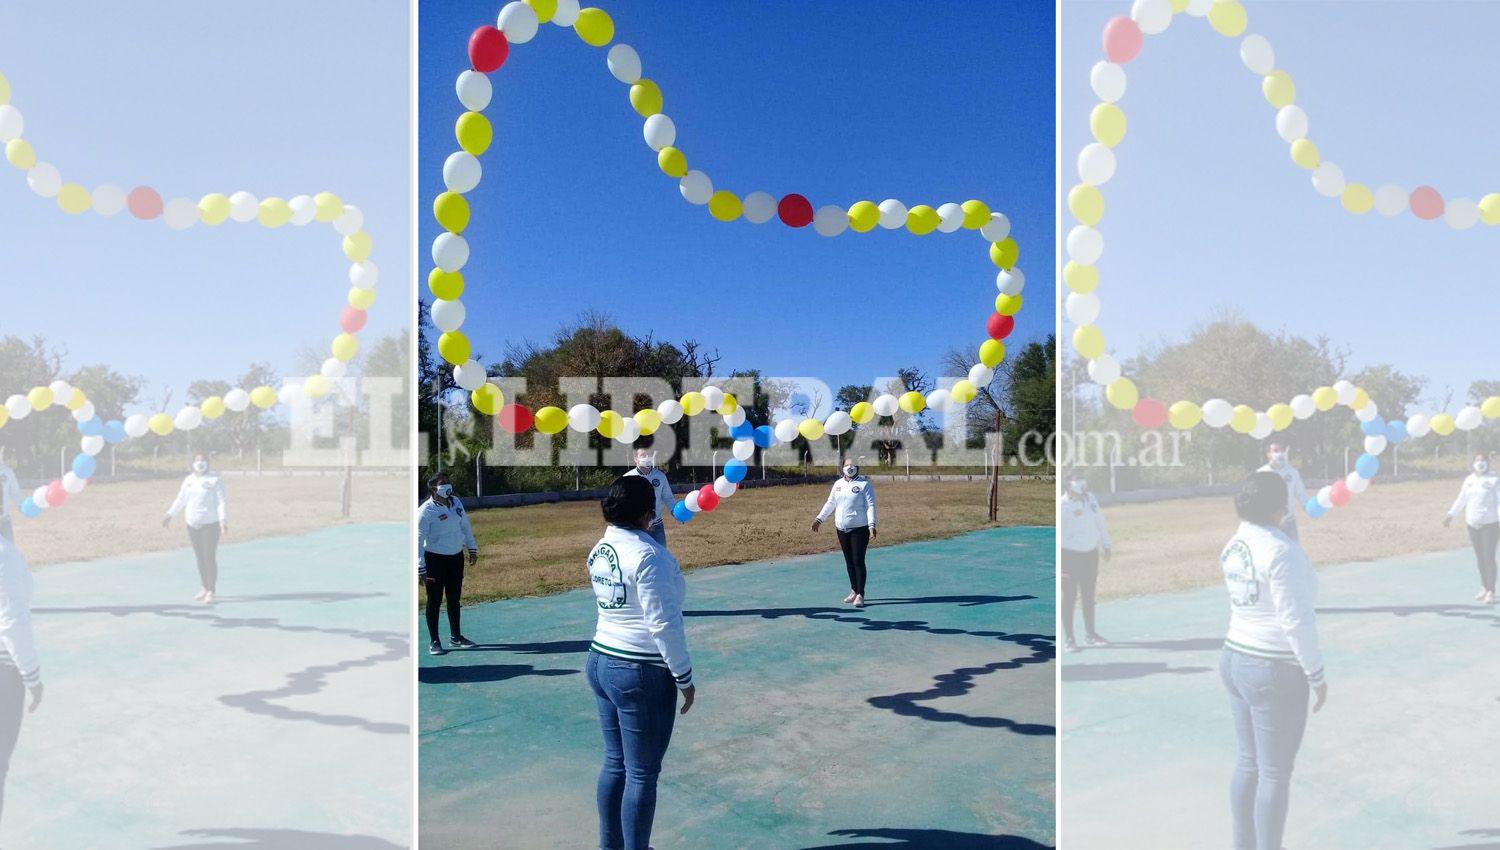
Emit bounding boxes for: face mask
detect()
[193,461,208,474]
[1476,461,1490,475]
[1069,480,1086,494]
[436,484,454,498]
[1269,452,1288,467]
[637,457,655,471]
[843,465,858,478]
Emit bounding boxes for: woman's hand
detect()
[1312,682,1328,713]
[161,516,171,528]
[27,682,43,713]
[1442,515,1452,528]
[466,549,478,567]
[1101,546,1112,562]
[220,523,228,538]
[870,527,878,542]
[811,519,822,533]
[680,684,696,715]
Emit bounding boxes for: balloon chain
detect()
[429,0,1028,522]
[1064,0,1499,518]
[0,71,380,519]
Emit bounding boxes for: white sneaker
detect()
[1477,589,1488,601]
[852,594,865,608]
[203,591,216,605]
[843,591,858,604]
[194,589,208,602]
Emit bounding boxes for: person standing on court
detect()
[0,535,43,825]
[417,472,478,655]
[1444,451,1498,606]
[623,447,673,546]
[1219,471,1327,850]
[0,450,20,544]
[1257,441,1309,541]
[1059,472,1110,652]
[586,475,695,850]
[812,456,877,608]
[162,453,227,604]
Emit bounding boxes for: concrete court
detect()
[419,526,1056,849]
[1060,547,1500,849]
[5,523,412,849]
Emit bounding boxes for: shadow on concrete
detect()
[683,606,1050,648]
[1061,662,1212,682]
[802,827,1052,849]
[1319,604,1498,626]
[153,828,405,849]
[861,595,1037,608]
[457,639,592,655]
[418,664,579,685]
[1088,638,1223,653]
[1433,827,1500,849]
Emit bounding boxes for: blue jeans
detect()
[586,650,678,850]
[1220,647,1310,850]
[647,520,667,547]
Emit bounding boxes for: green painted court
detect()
[419,526,1056,849]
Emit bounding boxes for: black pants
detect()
[1469,522,1499,593]
[423,551,465,642]
[0,662,24,825]
[188,523,221,593]
[1061,548,1100,642]
[836,527,870,595]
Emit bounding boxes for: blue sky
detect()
[419,0,1056,394]
[1062,0,1500,409]
[0,1,410,406]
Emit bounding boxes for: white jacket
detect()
[1448,472,1499,528]
[588,524,692,690]
[1257,462,1310,523]
[1221,521,1325,685]
[417,497,478,573]
[1059,492,1110,552]
[816,477,877,532]
[0,464,20,521]
[623,466,674,523]
[0,538,40,688]
[165,473,228,529]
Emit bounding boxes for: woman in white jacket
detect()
[1443,451,1498,605]
[162,453,228,604]
[586,475,695,850]
[1059,473,1110,652]
[0,536,42,825]
[812,457,877,608]
[1219,471,1328,850]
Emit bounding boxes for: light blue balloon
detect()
[723,458,748,484]
[1385,420,1408,445]
[729,421,754,441]
[1360,418,1386,438]
[1305,498,1326,519]
[752,425,775,449]
[19,498,41,519]
[77,417,103,437]
[1355,453,1380,480]
[103,420,127,444]
[71,453,97,479]
[671,501,694,524]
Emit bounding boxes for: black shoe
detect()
[428,640,446,655]
[450,635,476,649]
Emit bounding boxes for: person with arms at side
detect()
[0,535,42,825]
[1059,472,1110,652]
[586,475,695,850]
[0,449,20,544]
[418,473,478,655]
[623,447,673,546]
[162,453,227,604]
[812,456,877,608]
[1257,441,1309,541]
[1444,451,1498,605]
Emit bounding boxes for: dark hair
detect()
[1235,471,1288,526]
[427,473,449,490]
[602,475,655,527]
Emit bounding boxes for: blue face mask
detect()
[436,484,454,498]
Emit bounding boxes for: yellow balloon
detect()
[898,391,926,414]
[5,139,35,170]
[250,386,278,409]
[597,409,624,438]
[148,413,175,436]
[27,387,53,410]
[574,8,614,46]
[64,388,87,410]
[437,331,469,366]
[1168,400,1202,430]
[960,200,990,229]
[524,0,557,22]
[979,339,1006,368]
[1169,0,1189,10]
[657,146,687,178]
[1090,103,1127,147]
[0,408,9,429]
[343,231,373,262]
[199,193,231,225]
[429,269,465,301]
[850,401,874,424]
[1479,193,1500,226]
[534,406,568,434]
[1289,138,1319,170]
[1312,386,1337,411]
[995,293,1022,316]
[314,192,344,222]
[708,190,742,222]
[951,380,978,404]
[1341,183,1374,214]
[456,112,493,156]
[348,287,377,310]
[1106,378,1138,411]
[0,72,8,105]
[1430,413,1456,436]
[466,384,500,416]
[989,238,1019,270]
[1268,403,1294,431]
[1064,261,1098,293]
[332,332,360,362]
[201,396,226,420]
[630,79,663,117]
[1072,325,1105,359]
[798,418,825,440]
[848,200,879,232]
[1348,388,1370,410]
[1481,396,1500,419]
[680,391,705,416]
[57,183,91,214]
[634,409,662,435]
[1068,184,1104,226]
[1230,405,1257,434]
[258,197,293,228]
[905,205,940,235]
[1208,0,1248,36]
[1262,70,1296,109]
[719,393,738,414]
[304,375,331,398]
[434,191,471,233]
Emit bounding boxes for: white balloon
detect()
[684,490,701,512]
[722,407,746,427]
[616,419,641,444]
[1375,184,1408,217]
[1202,399,1233,428]
[1186,0,1212,15]
[0,105,23,140]
[63,472,88,494]
[80,435,104,456]
[926,389,952,412]
[497,1,540,43]
[1355,401,1379,422]
[643,114,676,151]
[33,486,51,509]
[49,380,72,397]
[1311,162,1344,198]
[551,0,580,26]
[224,389,251,412]
[229,191,259,222]
[877,199,908,230]
[713,476,737,497]
[607,43,641,83]
[1406,413,1431,438]
[679,170,712,205]
[124,413,150,437]
[1275,105,1308,142]
[980,213,1012,243]
[996,268,1026,295]
[1445,198,1480,231]
[1316,486,1334,509]
[432,232,470,272]
[1346,472,1370,493]
[701,386,725,410]
[334,205,365,236]
[1090,61,1127,103]
[164,197,198,230]
[453,360,487,391]
[824,411,853,436]
[1364,435,1388,455]
[873,394,899,417]
[1065,292,1101,326]
[731,439,755,461]
[321,358,347,379]
[278,383,304,406]
[73,401,95,422]
[1250,414,1274,440]
[92,184,126,216]
[1290,395,1315,419]
[568,404,601,432]
[657,399,684,424]
[743,191,776,224]
[1456,406,1483,430]
[1077,143,1116,186]
[27,163,61,197]
[774,418,800,443]
[936,202,965,233]
[1333,381,1356,404]
[175,406,204,430]
[1131,0,1173,34]
[1239,34,1275,75]
[350,261,379,289]
[813,205,848,237]
[443,152,482,194]
[289,194,317,225]
[4,396,29,419]
[969,363,995,387]
[455,70,494,112]
[1066,226,1103,265]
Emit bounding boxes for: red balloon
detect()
[986,313,1014,340]
[46,480,67,508]
[1131,398,1168,429]
[697,484,720,512]
[340,307,368,334]
[468,26,509,73]
[777,194,813,228]
[497,403,533,435]
[1329,480,1351,507]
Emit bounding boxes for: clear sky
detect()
[1062,0,1499,410]
[419,1,1057,393]
[0,1,410,406]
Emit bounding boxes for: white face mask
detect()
[1069,480,1087,494]
[843,465,858,478]
[436,484,454,498]
[1269,451,1288,467]
[637,456,655,471]
[192,461,208,474]
[1476,461,1490,475]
